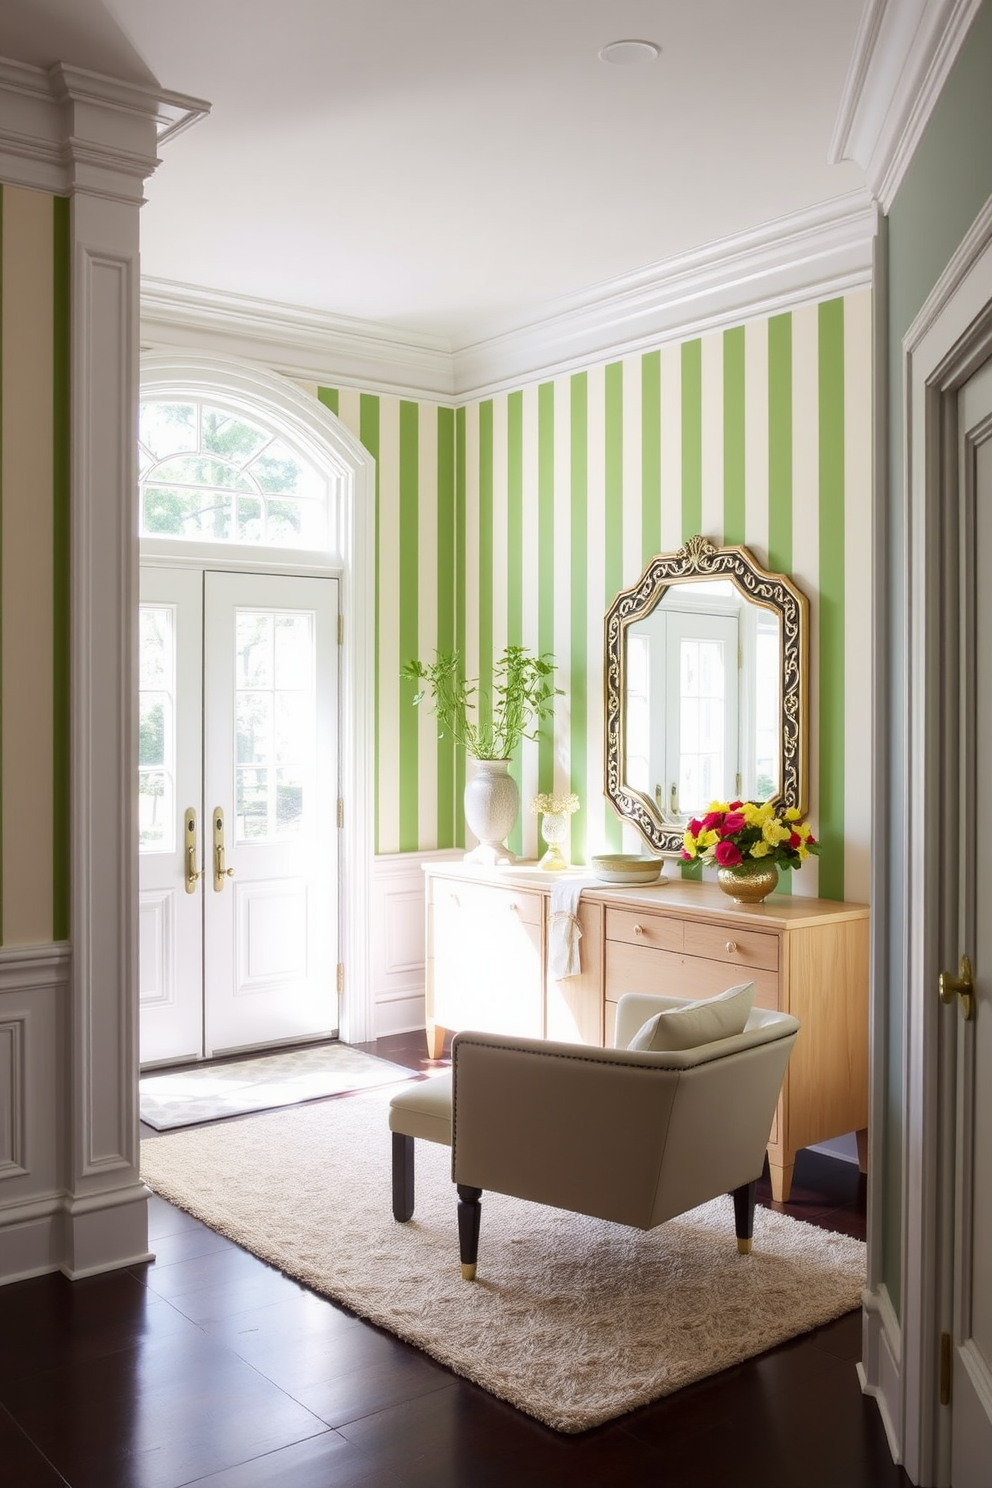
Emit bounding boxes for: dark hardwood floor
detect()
[0,1032,910,1488]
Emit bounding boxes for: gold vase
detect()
[716,858,779,904]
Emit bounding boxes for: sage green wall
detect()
[882,0,992,1318]
[318,289,873,908]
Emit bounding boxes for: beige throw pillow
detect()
[627,982,756,1052]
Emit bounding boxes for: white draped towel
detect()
[548,878,595,981]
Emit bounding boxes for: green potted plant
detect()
[402,646,560,862]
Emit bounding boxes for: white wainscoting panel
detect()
[0,945,70,1283]
[370,851,461,1038]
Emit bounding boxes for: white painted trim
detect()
[139,351,377,1044]
[829,0,984,211]
[0,943,70,988]
[899,191,992,1486]
[452,194,877,398]
[141,192,878,402]
[140,279,456,401]
[863,205,893,1418]
[860,1284,905,1466]
[370,850,463,1038]
[0,57,209,201]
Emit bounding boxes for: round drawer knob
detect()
[726,940,738,953]
[508,902,518,913]
[634,924,644,936]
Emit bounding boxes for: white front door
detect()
[949,355,992,1483]
[138,566,340,1064]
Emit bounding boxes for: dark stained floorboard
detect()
[0,1032,911,1487]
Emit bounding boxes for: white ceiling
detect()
[7,0,871,349]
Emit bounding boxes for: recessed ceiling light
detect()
[599,39,660,66]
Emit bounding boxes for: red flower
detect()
[687,818,703,836]
[789,830,802,848]
[729,800,744,810]
[700,811,723,832]
[723,811,746,835]
[715,840,742,867]
[681,849,692,860]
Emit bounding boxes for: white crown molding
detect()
[453,192,878,398]
[140,279,457,401]
[829,0,984,212]
[141,191,877,404]
[0,56,209,201]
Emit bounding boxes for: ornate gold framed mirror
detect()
[604,534,809,855]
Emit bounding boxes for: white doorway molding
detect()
[861,191,992,1484]
[139,352,377,1043]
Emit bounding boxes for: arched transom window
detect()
[138,398,330,550]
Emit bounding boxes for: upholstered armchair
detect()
[449,989,798,1278]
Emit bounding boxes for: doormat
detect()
[140,1042,418,1130]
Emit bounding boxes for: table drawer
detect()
[606,941,778,1011]
[683,920,779,974]
[605,908,683,953]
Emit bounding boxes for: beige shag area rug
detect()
[140,1087,866,1433]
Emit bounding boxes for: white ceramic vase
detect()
[463,759,519,864]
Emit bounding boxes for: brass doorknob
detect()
[939,954,975,1021]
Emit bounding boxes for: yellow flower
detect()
[700,830,720,850]
[750,840,771,857]
[784,806,801,821]
[683,830,698,856]
[762,818,789,845]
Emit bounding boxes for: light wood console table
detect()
[424,862,869,1203]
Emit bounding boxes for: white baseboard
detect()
[859,1284,904,1466]
[808,1132,861,1163]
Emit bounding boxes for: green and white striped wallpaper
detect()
[0,184,71,947]
[316,289,873,904]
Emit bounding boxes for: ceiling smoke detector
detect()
[598,39,660,66]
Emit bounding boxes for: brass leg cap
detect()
[737,1237,753,1255]
[461,1262,477,1281]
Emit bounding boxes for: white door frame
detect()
[865,195,992,1484]
[138,353,376,1044]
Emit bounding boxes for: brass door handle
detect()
[184,808,201,893]
[212,808,236,892]
[939,954,975,1021]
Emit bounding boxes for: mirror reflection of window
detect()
[624,634,651,795]
[754,613,781,799]
[677,636,729,809]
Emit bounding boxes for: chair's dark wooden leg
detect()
[732,1179,757,1254]
[457,1184,482,1279]
[392,1132,415,1222]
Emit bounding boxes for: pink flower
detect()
[681,849,692,860]
[715,840,742,867]
[687,818,703,836]
[700,811,723,832]
[723,811,746,835]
